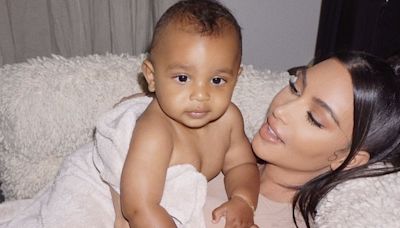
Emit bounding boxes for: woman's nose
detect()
[272,103,291,125]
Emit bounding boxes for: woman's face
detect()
[252,58,354,177]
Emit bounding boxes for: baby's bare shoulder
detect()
[227,102,243,116]
[220,102,245,125]
[134,108,173,142]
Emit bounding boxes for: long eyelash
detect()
[289,77,299,95]
[306,111,323,128]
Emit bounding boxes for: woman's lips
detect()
[259,118,284,144]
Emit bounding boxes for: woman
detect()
[206,51,400,227]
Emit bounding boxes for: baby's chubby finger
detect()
[211,205,227,223]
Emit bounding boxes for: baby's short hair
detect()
[148,0,242,57]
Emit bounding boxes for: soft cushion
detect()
[0,54,288,200]
[0,54,145,200]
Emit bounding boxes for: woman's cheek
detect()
[251,134,269,160]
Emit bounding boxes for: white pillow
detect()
[233,66,288,139]
[0,54,145,200]
[0,54,288,200]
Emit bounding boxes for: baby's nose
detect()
[190,85,210,101]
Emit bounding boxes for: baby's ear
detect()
[141,59,156,92]
[330,150,370,171]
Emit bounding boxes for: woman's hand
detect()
[212,197,258,228]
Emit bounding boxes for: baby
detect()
[112,0,260,227]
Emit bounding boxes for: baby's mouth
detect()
[187,111,208,119]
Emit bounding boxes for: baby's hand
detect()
[212,196,258,228]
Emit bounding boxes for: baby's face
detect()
[143,23,241,128]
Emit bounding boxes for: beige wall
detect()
[221,0,321,71]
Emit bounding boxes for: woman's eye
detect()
[211,77,226,85]
[174,74,189,83]
[306,111,323,128]
[289,76,300,96]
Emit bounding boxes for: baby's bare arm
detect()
[120,111,176,227]
[212,104,260,227]
[223,104,260,208]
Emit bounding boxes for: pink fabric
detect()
[204,173,304,228]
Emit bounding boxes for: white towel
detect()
[0,143,115,228]
[93,96,153,194]
[0,96,207,227]
[93,96,207,227]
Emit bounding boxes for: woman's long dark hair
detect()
[292,52,400,227]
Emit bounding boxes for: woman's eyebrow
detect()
[312,97,340,127]
[300,68,307,89]
[294,67,308,89]
[302,69,340,127]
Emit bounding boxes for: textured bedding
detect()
[0,54,286,201]
[0,97,208,227]
[1,54,398,227]
[0,54,145,200]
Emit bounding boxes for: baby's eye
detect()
[174,74,189,84]
[211,76,226,86]
[289,75,300,96]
